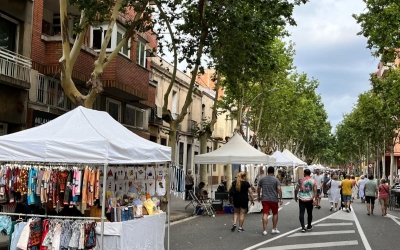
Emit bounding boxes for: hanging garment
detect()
[59,170,69,193]
[146,166,155,180]
[40,219,50,250]
[27,168,37,205]
[94,169,100,200]
[156,177,166,196]
[146,179,156,196]
[68,221,81,249]
[78,222,85,250]
[63,170,73,205]
[51,223,62,250]
[27,220,42,249]
[81,167,89,210]
[52,170,60,209]
[136,166,146,180]
[36,170,44,196]
[16,221,31,250]
[10,222,27,250]
[0,216,11,235]
[87,170,96,206]
[127,167,135,180]
[60,220,72,249]
[18,168,28,194]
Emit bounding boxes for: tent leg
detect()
[100,163,107,250]
[168,173,171,250]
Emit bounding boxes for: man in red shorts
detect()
[257,166,283,236]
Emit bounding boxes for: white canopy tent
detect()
[281,149,308,167]
[0,106,171,250]
[271,150,298,167]
[0,106,171,163]
[194,133,276,165]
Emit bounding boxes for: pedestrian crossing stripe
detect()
[288,230,355,237]
[257,240,359,250]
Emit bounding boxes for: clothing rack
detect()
[0,211,102,220]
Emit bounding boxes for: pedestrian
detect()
[378,178,390,216]
[340,174,353,212]
[295,169,317,233]
[322,173,330,198]
[185,169,194,200]
[313,168,323,209]
[351,175,358,202]
[327,174,341,211]
[364,174,378,215]
[257,166,283,236]
[230,172,254,232]
[357,175,367,203]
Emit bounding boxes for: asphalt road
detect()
[165,198,400,250]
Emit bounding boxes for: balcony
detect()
[188,119,198,133]
[0,47,31,88]
[377,62,397,78]
[149,106,163,125]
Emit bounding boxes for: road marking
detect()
[167,215,197,227]
[288,230,355,237]
[243,211,338,250]
[258,240,358,250]
[284,202,290,206]
[315,222,353,227]
[386,214,400,227]
[351,205,372,250]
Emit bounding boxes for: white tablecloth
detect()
[95,212,166,250]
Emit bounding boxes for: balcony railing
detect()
[149,106,163,125]
[0,47,31,83]
[188,119,198,133]
[36,74,73,110]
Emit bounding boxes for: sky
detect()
[286,0,377,132]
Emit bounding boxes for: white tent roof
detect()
[194,133,276,165]
[281,149,307,167]
[0,107,171,164]
[271,151,298,167]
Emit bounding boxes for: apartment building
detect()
[0,1,34,135]
[197,69,237,184]
[25,0,157,138]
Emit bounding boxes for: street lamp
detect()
[245,88,279,142]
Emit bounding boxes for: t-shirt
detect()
[258,175,280,203]
[313,174,323,189]
[379,184,390,199]
[296,176,316,202]
[365,179,378,197]
[341,179,353,195]
[232,181,251,197]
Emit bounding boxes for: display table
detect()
[95,212,166,250]
[281,185,294,199]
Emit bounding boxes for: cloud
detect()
[287,0,377,130]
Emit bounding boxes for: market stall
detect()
[194,133,276,213]
[271,151,298,199]
[0,106,171,250]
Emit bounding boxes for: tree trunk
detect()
[160,121,178,212]
[382,153,386,179]
[199,134,208,186]
[390,148,395,186]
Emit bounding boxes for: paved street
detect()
[165,198,400,250]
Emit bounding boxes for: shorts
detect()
[365,196,376,204]
[380,198,389,206]
[343,195,351,202]
[233,197,249,210]
[262,201,279,215]
[317,189,321,196]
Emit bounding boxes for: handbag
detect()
[327,189,331,195]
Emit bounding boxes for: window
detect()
[0,122,7,136]
[37,74,73,110]
[0,14,18,52]
[117,27,130,57]
[51,15,78,38]
[91,24,130,57]
[106,98,121,122]
[124,105,144,128]
[161,138,167,146]
[179,142,184,167]
[136,40,146,67]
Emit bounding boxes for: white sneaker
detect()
[272,229,280,234]
[262,231,267,236]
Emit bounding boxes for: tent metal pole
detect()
[168,164,171,250]
[100,163,107,250]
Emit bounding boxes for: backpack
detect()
[229,181,237,196]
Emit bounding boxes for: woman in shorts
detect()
[230,172,254,232]
[378,178,390,216]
